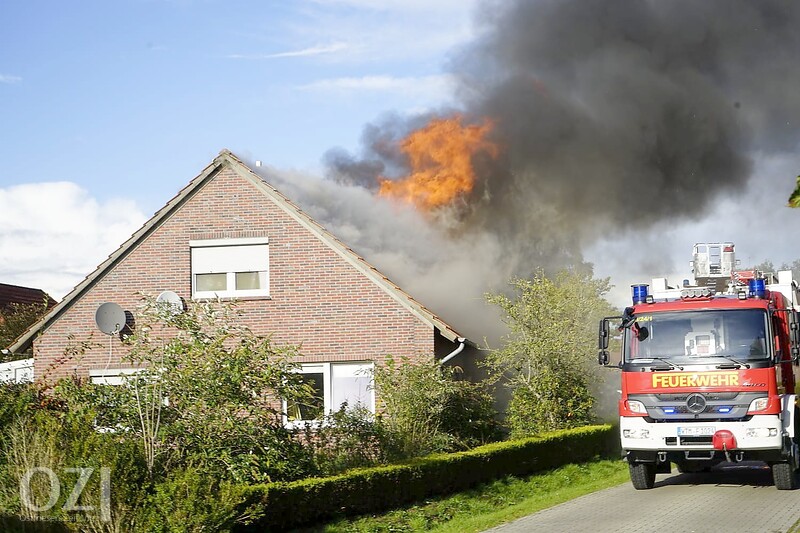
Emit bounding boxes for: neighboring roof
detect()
[10,150,467,354]
[0,283,56,310]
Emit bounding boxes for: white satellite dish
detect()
[95,302,126,335]
[156,290,184,315]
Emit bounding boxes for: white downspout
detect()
[440,337,466,365]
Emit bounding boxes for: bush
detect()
[439,377,503,449]
[138,465,245,533]
[0,381,41,434]
[304,404,391,475]
[373,357,500,460]
[234,424,614,531]
[505,371,595,438]
[0,404,151,532]
[0,413,64,522]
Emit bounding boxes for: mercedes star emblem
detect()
[686,393,707,414]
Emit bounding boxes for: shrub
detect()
[138,465,245,533]
[373,357,499,460]
[234,424,614,531]
[305,404,391,475]
[0,381,41,455]
[438,376,503,449]
[505,370,596,438]
[0,403,151,532]
[0,413,64,522]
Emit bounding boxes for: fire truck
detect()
[598,243,800,489]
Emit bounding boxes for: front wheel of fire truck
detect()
[628,462,656,490]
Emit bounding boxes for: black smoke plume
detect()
[326,0,800,275]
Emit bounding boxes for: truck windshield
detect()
[623,309,770,363]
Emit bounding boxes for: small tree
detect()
[485,268,614,437]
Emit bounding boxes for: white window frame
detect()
[88,368,145,433]
[284,361,375,427]
[89,368,141,386]
[190,237,270,299]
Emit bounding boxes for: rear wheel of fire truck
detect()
[628,462,656,490]
[771,462,798,490]
[773,407,800,490]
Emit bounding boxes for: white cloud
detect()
[0,182,147,300]
[227,42,348,59]
[0,74,22,84]
[309,0,476,14]
[274,1,478,66]
[299,74,455,98]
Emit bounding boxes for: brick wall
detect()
[33,165,436,382]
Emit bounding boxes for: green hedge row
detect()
[233,424,615,531]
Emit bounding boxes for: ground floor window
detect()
[88,368,140,385]
[285,362,374,425]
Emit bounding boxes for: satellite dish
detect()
[156,290,184,315]
[95,302,126,335]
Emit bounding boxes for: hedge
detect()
[233,424,615,531]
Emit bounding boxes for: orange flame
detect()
[378,116,498,210]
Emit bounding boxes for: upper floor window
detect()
[190,238,269,299]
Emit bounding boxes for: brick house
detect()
[9,150,478,420]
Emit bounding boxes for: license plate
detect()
[677,426,715,436]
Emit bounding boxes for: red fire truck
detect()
[599,243,800,489]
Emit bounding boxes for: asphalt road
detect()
[485,462,800,533]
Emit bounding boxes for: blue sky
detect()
[1,1,472,207]
[0,0,477,297]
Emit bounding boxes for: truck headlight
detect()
[747,397,769,413]
[626,400,647,414]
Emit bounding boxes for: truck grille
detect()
[665,436,714,446]
[630,391,767,421]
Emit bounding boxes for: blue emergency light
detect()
[748,278,766,299]
[631,284,649,305]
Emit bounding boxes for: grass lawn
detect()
[301,459,629,533]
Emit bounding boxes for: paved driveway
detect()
[485,463,800,533]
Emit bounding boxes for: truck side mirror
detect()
[598,319,610,351]
[598,318,612,366]
[789,311,800,364]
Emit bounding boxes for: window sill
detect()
[192,295,273,302]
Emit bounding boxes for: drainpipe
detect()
[440,337,466,365]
